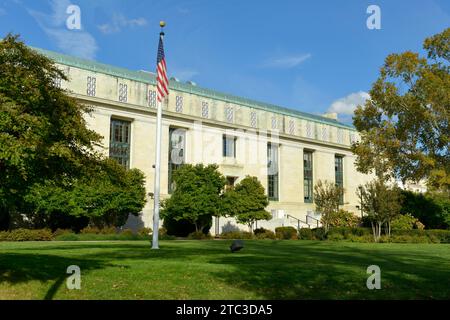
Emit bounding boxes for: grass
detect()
[0,240,449,300]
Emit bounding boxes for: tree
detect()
[24,159,147,229]
[0,34,102,228]
[161,164,226,232]
[357,179,402,241]
[400,190,450,229]
[222,176,270,232]
[352,28,450,190]
[313,180,343,232]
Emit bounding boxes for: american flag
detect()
[156,32,169,102]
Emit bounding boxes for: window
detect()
[168,128,186,193]
[223,135,236,158]
[175,95,183,113]
[306,121,312,138]
[335,155,344,205]
[322,126,328,141]
[250,111,257,128]
[118,83,128,102]
[225,106,234,123]
[267,143,279,201]
[109,119,131,169]
[87,76,96,97]
[304,151,313,203]
[148,90,157,108]
[337,128,344,144]
[271,116,278,130]
[201,101,209,118]
[289,120,295,135]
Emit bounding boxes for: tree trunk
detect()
[371,221,377,242]
[387,221,391,237]
[377,222,382,241]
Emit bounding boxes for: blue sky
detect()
[0,0,449,123]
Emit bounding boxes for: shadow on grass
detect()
[0,252,119,300]
[1,241,449,299]
[206,242,450,299]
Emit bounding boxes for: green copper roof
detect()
[33,47,355,130]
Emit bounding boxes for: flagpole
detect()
[152,21,166,250]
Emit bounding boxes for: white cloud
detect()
[27,0,98,60]
[98,13,147,34]
[262,53,312,68]
[328,91,370,115]
[171,68,198,81]
[176,7,190,15]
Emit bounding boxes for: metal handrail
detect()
[306,214,320,228]
[286,214,310,229]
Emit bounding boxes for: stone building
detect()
[36,47,373,233]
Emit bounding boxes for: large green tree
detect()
[221,176,270,232]
[24,159,146,228]
[0,34,102,227]
[352,28,450,190]
[161,164,226,232]
[0,35,146,229]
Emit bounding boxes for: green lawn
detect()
[0,240,449,300]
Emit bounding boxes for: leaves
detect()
[224,176,271,229]
[352,28,450,190]
[0,34,146,228]
[161,164,226,231]
[313,180,343,232]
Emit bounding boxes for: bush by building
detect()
[253,228,276,239]
[275,226,298,240]
[220,231,254,239]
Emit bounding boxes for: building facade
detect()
[38,47,374,233]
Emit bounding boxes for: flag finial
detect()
[159,21,166,36]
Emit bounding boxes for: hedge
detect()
[0,228,53,241]
[321,227,450,243]
[0,227,175,241]
[220,231,254,239]
[275,226,298,240]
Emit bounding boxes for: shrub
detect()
[327,233,345,241]
[298,228,314,240]
[254,230,276,240]
[275,226,298,240]
[53,229,73,237]
[220,231,254,239]
[328,227,372,239]
[415,221,425,230]
[391,213,421,231]
[159,227,167,236]
[400,190,450,229]
[137,227,152,237]
[311,227,327,240]
[159,234,177,240]
[80,226,117,234]
[328,209,361,228]
[120,228,134,236]
[253,228,269,235]
[347,234,374,243]
[188,231,212,240]
[54,233,78,241]
[424,230,450,243]
[0,228,54,241]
